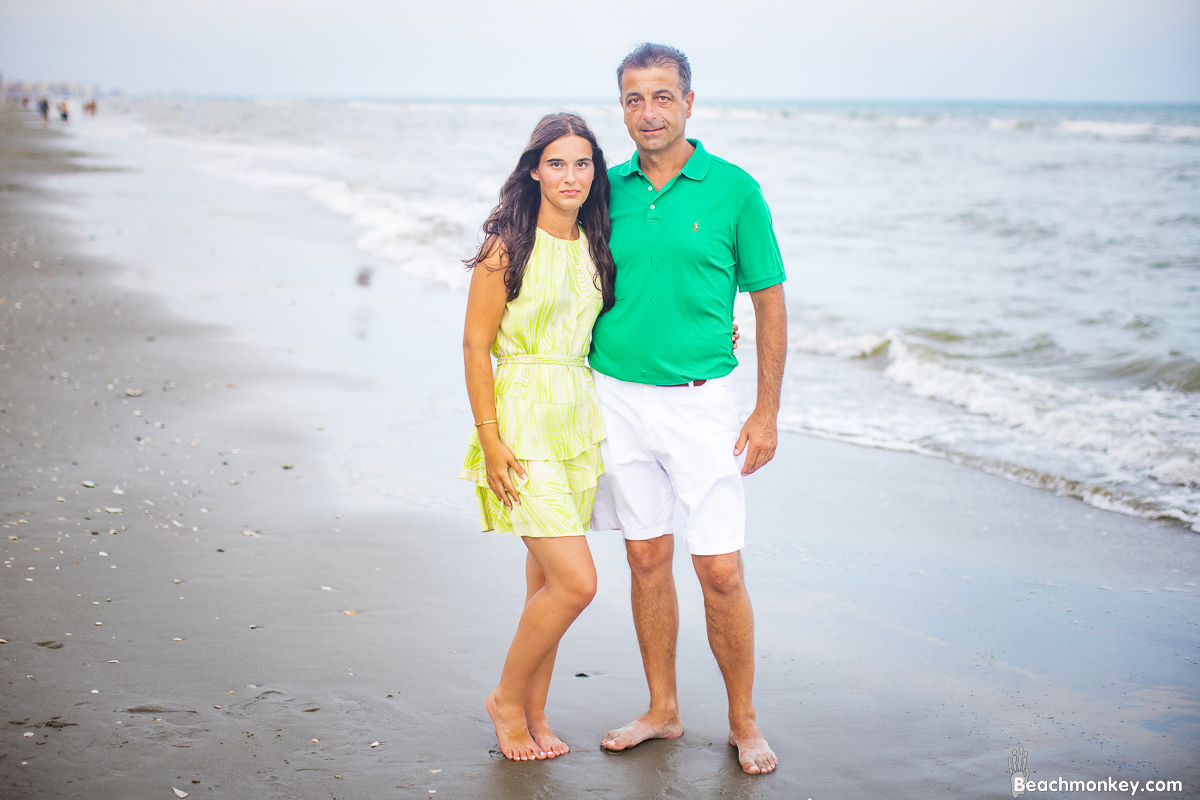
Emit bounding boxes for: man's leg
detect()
[600,534,685,750]
[590,372,681,751]
[691,551,776,774]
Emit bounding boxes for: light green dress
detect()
[460,227,605,537]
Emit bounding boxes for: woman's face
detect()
[530,134,594,215]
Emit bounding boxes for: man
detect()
[589,43,787,776]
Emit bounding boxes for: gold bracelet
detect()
[474,419,497,428]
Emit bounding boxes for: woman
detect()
[460,113,615,761]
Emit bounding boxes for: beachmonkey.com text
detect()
[1014,776,1183,795]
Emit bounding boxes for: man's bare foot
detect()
[728,724,777,774]
[526,715,570,757]
[485,690,547,762]
[600,710,683,751]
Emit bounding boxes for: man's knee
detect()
[695,552,744,596]
[625,535,674,577]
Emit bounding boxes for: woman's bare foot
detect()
[526,715,570,757]
[728,723,777,774]
[600,709,683,751]
[485,690,547,762]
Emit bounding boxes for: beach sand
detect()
[2,106,1198,799]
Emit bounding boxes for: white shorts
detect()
[589,370,746,556]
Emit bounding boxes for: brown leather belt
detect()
[657,379,707,387]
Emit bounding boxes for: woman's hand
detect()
[732,316,740,352]
[464,240,522,508]
[481,431,526,510]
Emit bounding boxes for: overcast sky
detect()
[2,0,1198,102]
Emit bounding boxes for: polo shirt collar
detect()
[680,139,710,180]
[620,139,710,181]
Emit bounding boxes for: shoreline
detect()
[3,105,1199,798]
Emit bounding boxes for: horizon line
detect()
[80,92,1200,107]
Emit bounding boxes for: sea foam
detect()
[178,137,482,290]
[787,326,1200,529]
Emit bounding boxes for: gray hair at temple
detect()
[616,43,692,97]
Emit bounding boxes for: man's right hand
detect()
[734,407,778,476]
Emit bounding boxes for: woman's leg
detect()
[486,535,597,761]
[522,552,570,756]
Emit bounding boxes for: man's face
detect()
[619,66,693,157]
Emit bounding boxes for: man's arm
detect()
[733,283,787,476]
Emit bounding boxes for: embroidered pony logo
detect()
[693,221,699,232]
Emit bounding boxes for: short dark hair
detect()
[616,43,692,97]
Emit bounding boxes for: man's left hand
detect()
[734,408,778,476]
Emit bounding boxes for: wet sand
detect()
[2,105,1199,799]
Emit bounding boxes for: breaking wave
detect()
[176,138,482,290]
[787,327,1200,530]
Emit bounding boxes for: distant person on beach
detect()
[58,101,68,123]
[38,97,49,124]
[588,43,787,775]
[460,113,617,761]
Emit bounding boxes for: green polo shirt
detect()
[589,139,785,385]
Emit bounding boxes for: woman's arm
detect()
[463,244,527,510]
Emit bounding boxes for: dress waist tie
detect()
[496,355,586,367]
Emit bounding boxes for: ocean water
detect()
[68,98,1200,531]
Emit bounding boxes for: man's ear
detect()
[684,91,694,119]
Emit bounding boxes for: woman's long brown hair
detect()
[464,113,616,313]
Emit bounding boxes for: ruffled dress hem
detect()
[459,444,602,536]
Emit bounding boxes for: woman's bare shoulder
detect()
[477,235,510,273]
